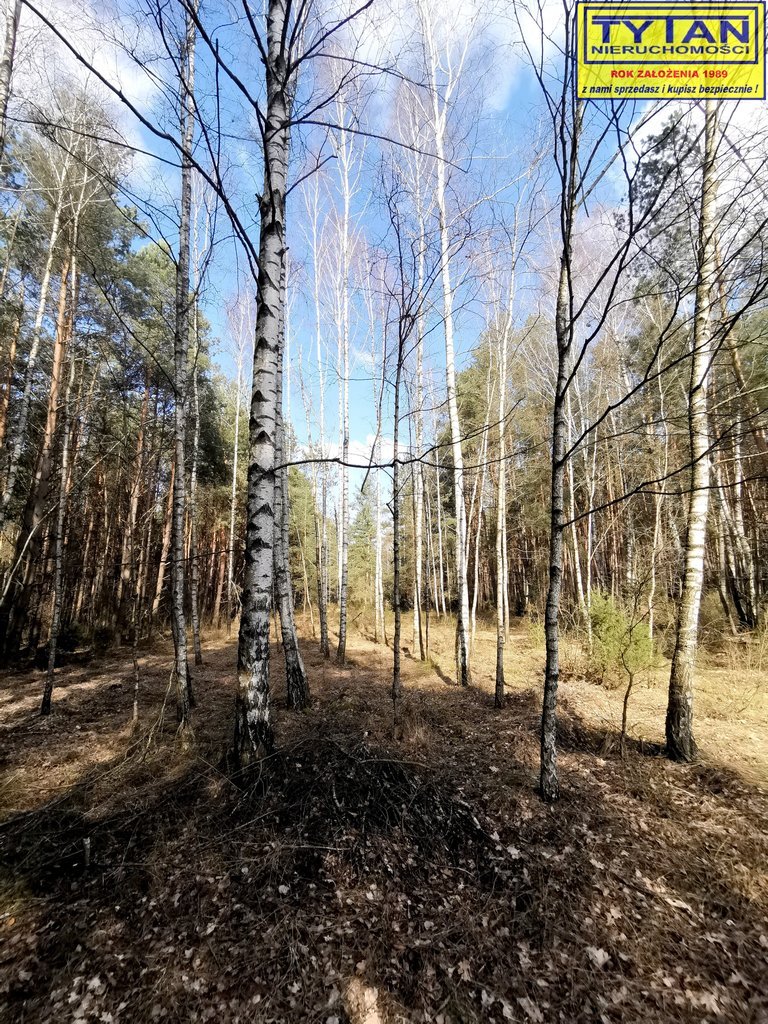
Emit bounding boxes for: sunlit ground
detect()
[0,612,766,1022]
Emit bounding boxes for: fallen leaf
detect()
[586,946,611,968]
[517,996,544,1022]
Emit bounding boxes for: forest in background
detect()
[0,0,765,796]
[1,1,767,1020]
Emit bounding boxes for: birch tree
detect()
[40,318,77,715]
[666,101,720,763]
[413,0,479,686]
[394,90,432,662]
[302,173,331,656]
[234,0,296,766]
[520,0,680,800]
[0,0,21,159]
[328,77,364,667]
[187,174,213,667]
[170,3,197,735]
[274,265,310,710]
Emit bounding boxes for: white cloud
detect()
[11,0,170,182]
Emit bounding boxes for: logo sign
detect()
[577,2,766,99]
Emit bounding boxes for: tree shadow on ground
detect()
[0,636,766,1023]
[0,731,598,1022]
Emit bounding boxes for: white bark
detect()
[274,266,309,710]
[666,100,720,762]
[188,178,210,666]
[170,4,197,733]
[495,313,509,706]
[469,370,493,643]
[331,89,360,666]
[189,361,203,665]
[306,177,330,656]
[412,204,426,659]
[234,0,294,765]
[417,0,472,684]
[40,283,77,715]
[0,0,21,158]
[434,452,447,615]
[541,94,584,803]
[424,471,440,615]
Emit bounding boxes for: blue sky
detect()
[18,0,768,494]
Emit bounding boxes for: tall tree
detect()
[330,79,363,667]
[666,101,720,762]
[226,296,250,638]
[0,0,21,158]
[274,265,310,710]
[303,174,331,657]
[234,0,295,766]
[170,3,198,735]
[414,0,476,686]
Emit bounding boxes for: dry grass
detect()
[0,614,766,1023]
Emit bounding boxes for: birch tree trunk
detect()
[234,0,293,766]
[666,99,719,763]
[189,360,203,664]
[418,2,472,684]
[188,177,209,661]
[274,268,309,710]
[434,137,470,686]
[40,340,77,715]
[540,262,571,802]
[714,504,739,635]
[170,5,197,733]
[469,372,492,642]
[434,457,447,616]
[501,466,510,635]
[0,0,21,159]
[495,318,509,708]
[375,456,385,643]
[334,108,354,667]
[425,472,440,615]
[540,97,583,803]
[412,225,426,660]
[116,371,149,630]
[366,283,387,647]
[392,335,404,738]
[308,179,330,657]
[716,432,757,628]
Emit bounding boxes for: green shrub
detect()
[588,592,654,687]
[527,617,546,651]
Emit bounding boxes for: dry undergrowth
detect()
[0,618,766,1023]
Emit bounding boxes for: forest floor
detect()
[0,614,766,1024]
